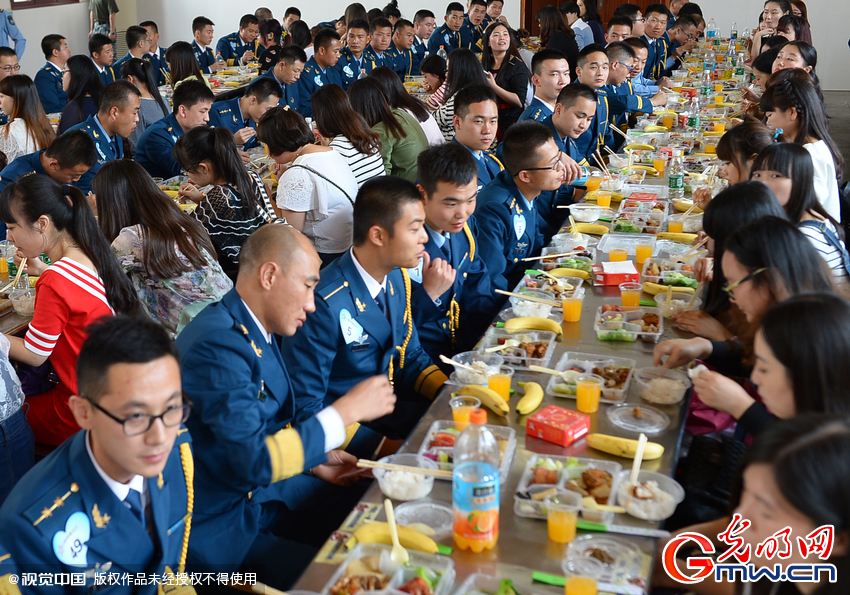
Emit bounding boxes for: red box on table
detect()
[592,261,641,286]
[526,405,590,447]
[628,192,658,202]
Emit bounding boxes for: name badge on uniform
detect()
[314,74,324,87]
[340,309,365,345]
[343,65,353,78]
[407,258,424,284]
[444,33,451,44]
[53,511,90,567]
[513,213,526,239]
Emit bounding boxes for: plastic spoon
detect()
[528,365,579,383]
[485,339,520,353]
[384,498,409,565]
[438,354,479,373]
[630,433,648,488]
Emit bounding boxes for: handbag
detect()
[14,359,59,397]
[286,163,355,206]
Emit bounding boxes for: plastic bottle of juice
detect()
[668,150,685,199]
[452,408,500,553]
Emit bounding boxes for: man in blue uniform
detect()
[280,177,448,445]
[605,15,633,44]
[604,41,661,133]
[0,316,194,594]
[625,37,671,98]
[662,15,698,77]
[572,44,615,163]
[429,2,464,55]
[0,9,25,59]
[666,0,689,30]
[410,144,495,361]
[362,18,396,71]
[0,542,21,594]
[295,28,342,117]
[338,18,371,89]
[111,25,151,74]
[0,129,97,194]
[389,19,419,78]
[177,225,396,589]
[34,34,71,114]
[140,20,169,86]
[412,10,436,63]
[642,4,670,80]
[476,121,566,293]
[459,0,487,53]
[255,45,306,109]
[216,13,261,66]
[88,34,116,85]
[542,83,597,166]
[192,16,225,74]
[210,77,281,150]
[451,84,503,191]
[67,81,140,193]
[135,80,213,179]
[519,49,571,123]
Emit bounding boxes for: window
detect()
[10,0,80,9]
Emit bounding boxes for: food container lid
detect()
[561,556,606,580]
[606,403,670,434]
[394,501,453,540]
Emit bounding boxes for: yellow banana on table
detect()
[548,267,590,281]
[502,316,563,335]
[628,165,659,176]
[673,200,703,214]
[656,232,698,244]
[624,143,655,151]
[515,382,544,415]
[570,223,609,236]
[351,522,439,554]
[583,191,625,203]
[457,384,509,417]
[585,433,665,460]
[642,282,696,296]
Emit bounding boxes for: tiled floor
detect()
[824,91,850,184]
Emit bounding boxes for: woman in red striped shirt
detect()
[0,175,140,446]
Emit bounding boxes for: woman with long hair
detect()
[120,58,168,151]
[369,66,444,146]
[481,22,530,133]
[760,68,843,221]
[382,0,401,26]
[173,126,277,275]
[57,56,104,134]
[771,40,817,81]
[165,41,209,88]
[93,160,231,338]
[311,84,385,187]
[288,20,313,54]
[537,6,578,80]
[751,143,849,280]
[789,0,808,20]
[348,77,428,182]
[0,175,140,445]
[576,0,604,45]
[257,18,285,72]
[420,54,447,110]
[776,14,812,43]
[433,48,490,140]
[0,76,55,161]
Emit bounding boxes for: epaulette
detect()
[21,479,83,535]
[485,151,505,171]
[319,280,349,301]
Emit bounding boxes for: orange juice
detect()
[635,244,653,268]
[619,283,642,307]
[705,143,716,154]
[452,529,499,553]
[715,94,725,104]
[565,577,598,595]
[576,374,602,413]
[661,115,675,130]
[595,191,612,208]
[450,396,480,430]
[0,256,7,275]
[584,175,603,192]
[547,509,578,543]
[562,297,582,323]
[668,220,684,233]
[714,122,726,133]
[653,158,666,175]
[609,249,627,262]
[488,373,511,402]
[714,83,724,93]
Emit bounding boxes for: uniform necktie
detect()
[124,489,145,528]
[108,137,117,157]
[374,288,389,319]
[441,236,451,260]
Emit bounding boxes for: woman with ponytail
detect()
[0,174,141,446]
[120,58,168,151]
[173,126,277,276]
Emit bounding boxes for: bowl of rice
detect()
[373,453,437,501]
[510,289,556,319]
[614,470,684,521]
[633,367,691,404]
[450,351,504,385]
[9,287,35,316]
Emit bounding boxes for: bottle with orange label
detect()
[452,408,500,552]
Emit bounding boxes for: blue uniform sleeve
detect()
[3,14,25,59]
[136,129,182,179]
[474,201,511,292]
[607,89,649,116]
[294,75,314,117]
[410,280,445,326]
[458,248,498,324]
[34,69,59,114]
[392,309,440,400]
[216,36,235,65]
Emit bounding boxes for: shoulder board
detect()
[319,280,349,301]
[485,152,505,171]
[21,479,84,535]
[175,426,192,446]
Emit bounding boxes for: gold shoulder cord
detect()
[388,270,414,382]
[178,442,194,574]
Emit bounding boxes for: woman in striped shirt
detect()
[751,143,849,281]
[0,175,141,446]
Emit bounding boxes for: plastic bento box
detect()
[624,183,670,199]
[539,248,593,273]
[518,272,584,300]
[640,258,696,284]
[550,232,601,254]
[321,543,455,595]
[453,573,551,595]
[513,454,623,525]
[476,327,557,370]
[597,233,658,257]
[544,351,636,403]
[611,211,665,235]
[618,198,671,215]
[594,306,663,343]
[416,421,517,482]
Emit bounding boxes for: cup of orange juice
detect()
[595,191,612,208]
[714,94,725,105]
[714,122,726,133]
[652,155,667,175]
[584,173,603,192]
[619,282,642,308]
[544,491,581,544]
[488,372,512,402]
[705,143,717,154]
[635,243,653,269]
[575,373,603,413]
[668,216,684,233]
[563,556,605,595]
[609,249,627,262]
[450,396,480,430]
[562,296,583,323]
[714,83,724,93]
[661,114,675,130]
[0,241,9,275]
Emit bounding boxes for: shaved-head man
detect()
[176,225,395,590]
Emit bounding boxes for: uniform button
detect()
[442,323,447,329]
[514,258,518,263]
[463,272,467,278]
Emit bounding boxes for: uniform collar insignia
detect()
[92,504,110,529]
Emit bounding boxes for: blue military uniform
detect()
[337,47,369,90]
[0,542,21,594]
[607,80,650,132]
[362,45,396,71]
[459,17,484,53]
[67,114,124,194]
[475,170,545,293]
[535,115,577,238]
[192,40,216,75]
[34,62,67,114]
[573,86,614,164]
[254,67,299,109]
[643,33,670,81]
[518,96,555,122]
[0,9,25,59]
[216,32,260,66]
[95,63,117,86]
[388,42,419,78]
[428,23,460,55]
[134,112,184,179]
[209,97,260,149]
[145,47,170,87]
[412,36,427,65]
[295,57,343,118]
[409,222,495,361]
[110,52,139,78]
[176,288,329,575]
[0,430,193,595]
[0,150,50,194]
[453,139,503,192]
[279,251,447,442]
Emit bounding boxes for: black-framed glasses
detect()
[85,396,191,437]
[516,151,565,174]
[723,267,768,298]
[0,64,20,73]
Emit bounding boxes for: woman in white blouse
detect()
[258,106,359,267]
[0,75,55,162]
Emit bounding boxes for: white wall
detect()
[9,0,89,79]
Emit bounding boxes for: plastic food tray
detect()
[618,198,671,215]
[611,212,665,235]
[415,420,517,483]
[640,258,696,284]
[513,454,623,525]
[544,351,637,403]
[476,327,557,370]
[321,543,455,595]
[539,248,593,273]
[594,306,664,343]
[550,232,601,253]
[597,233,658,257]
[157,175,189,191]
[623,183,670,199]
[518,273,584,301]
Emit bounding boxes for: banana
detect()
[502,316,563,335]
[571,223,609,236]
[657,232,698,243]
[516,382,544,415]
[548,267,590,281]
[585,433,665,460]
[624,143,655,151]
[628,165,659,176]
[351,522,439,554]
[457,384,509,416]
[673,200,703,214]
[642,282,695,296]
[584,191,625,203]
[643,125,669,132]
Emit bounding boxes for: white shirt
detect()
[533,97,555,113]
[240,298,346,452]
[805,140,841,221]
[85,430,148,508]
[405,108,446,147]
[350,248,387,299]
